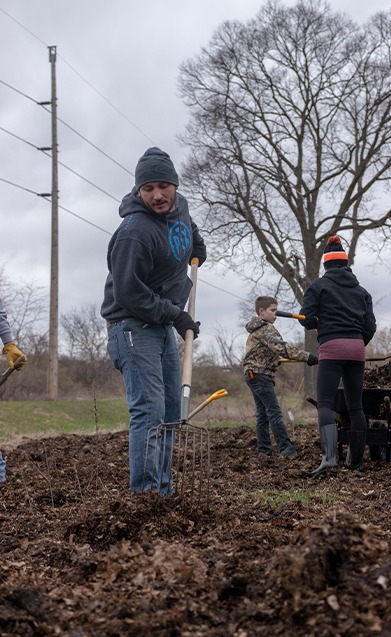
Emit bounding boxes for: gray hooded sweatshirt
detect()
[0,297,13,345]
[101,187,206,325]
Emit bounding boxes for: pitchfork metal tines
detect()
[141,258,228,508]
[142,389,228,504]
[142,418,211,506]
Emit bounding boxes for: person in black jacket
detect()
[101,147,206,495]
[300,236,376,476]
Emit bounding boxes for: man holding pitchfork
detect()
[101,147,206,495]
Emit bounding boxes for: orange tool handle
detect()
[276,310,305,320]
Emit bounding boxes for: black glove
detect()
[307,354,318,366]
[189,244,207,267]
[173,311,200,340]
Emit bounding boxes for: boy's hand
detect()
[307,354,318,366]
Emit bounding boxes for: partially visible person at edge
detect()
[0,296,27,483]
[299,236,376,477]
[243,296,318,460]
[101,147,206,495]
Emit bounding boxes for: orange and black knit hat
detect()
[323,236,348,265]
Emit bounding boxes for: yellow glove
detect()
[2,342,27,369]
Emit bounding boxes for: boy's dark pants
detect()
[245,372,294,454]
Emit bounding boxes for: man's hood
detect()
[323,266,360,288]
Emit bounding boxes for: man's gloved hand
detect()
[307,354,318,366]
[173,311,201,340]
[189,245,207,267]
[2,342,27,369]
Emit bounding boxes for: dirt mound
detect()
[264,510,390,634]
[1,426,391,636]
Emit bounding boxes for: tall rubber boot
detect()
[346,430,366,472]
[311,423,338,477]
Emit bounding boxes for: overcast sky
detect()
[0,0,390,356]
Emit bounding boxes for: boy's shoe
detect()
[258,450,273,457]
[280,447,298,459]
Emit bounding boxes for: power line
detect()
[0,176,50,198]
[1,167,387,312]
[50,109,134,177]
[0,126,121,202]
[198,277,246,301]
[0,7,157,146]
[0,7,47,46]
[0,176,112,233]
[0,79,135,178]
[0,174,248,301]
[0,78,39,104]
[43,152,122,202]
[0,8,248,305]
[59,57,157,145]
[0,125,38,150]
[57,202,112,235]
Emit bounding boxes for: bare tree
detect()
[368,326,391,357]
[59,303,111,392]
[0,266,48,353]
[60,303,108,362]
[178,0,391,362]
[211,323,244,369]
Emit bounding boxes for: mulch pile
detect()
[364,361,391,388]
[1,416,391,636]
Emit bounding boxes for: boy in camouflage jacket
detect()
[243,296,318,458]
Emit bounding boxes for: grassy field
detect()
[0,391,314,447]
[0,394,245,444]
[0,397,130,443]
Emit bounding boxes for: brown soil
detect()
[0,361,390,637]
[1,409,391,637]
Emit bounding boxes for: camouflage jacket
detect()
[243,317,310,378]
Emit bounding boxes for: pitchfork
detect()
[142,258,227,507]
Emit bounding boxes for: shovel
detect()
[365,354,391,362]
[276,310,305,320]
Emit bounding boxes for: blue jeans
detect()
[107,319,181,493]
[245,373,295,454]
[0,451,6,482]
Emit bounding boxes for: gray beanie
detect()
[135,147,179,189]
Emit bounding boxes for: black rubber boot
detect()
[311,423,338,477]
[346,430,366,471]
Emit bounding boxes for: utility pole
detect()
[47,45,59,400]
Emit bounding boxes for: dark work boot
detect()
[346,430,366,471]
[311,423,338,477]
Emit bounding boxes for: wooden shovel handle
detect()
[180,259,199,420]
